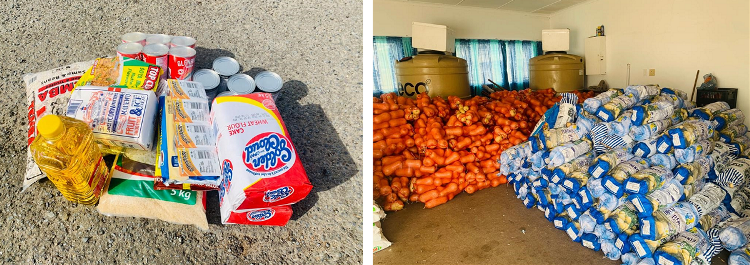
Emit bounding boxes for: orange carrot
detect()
[419,190,440,203]
[425,196,448,208]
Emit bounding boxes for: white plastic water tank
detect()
[542,29,570,52]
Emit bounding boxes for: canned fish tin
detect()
[212,57,240,76]
[121,32,147,45]
[192,69,221,90]
[142,44,169,76]
[255,71,283,93]
[168,46,196,80]
[211,93,312,224]
[117,42,143,60]
[227,74,256,94]
[170,36,196,48]
[146,34,172,45]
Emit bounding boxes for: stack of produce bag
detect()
[501,85,750,264]
[373,201,392,253]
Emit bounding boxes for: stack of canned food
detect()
[117,32,196,80]
[193,56,283,103]
[117,32,283,104]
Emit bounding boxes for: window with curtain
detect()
[372,37,542,96]
[456,39,542,94]
[372,36,415,96]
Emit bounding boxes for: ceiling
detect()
[400,0,591,14]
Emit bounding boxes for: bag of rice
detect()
[715,108,745,131]
[97,155,208,230]
[23,60,95,191]
[669,119,716,149]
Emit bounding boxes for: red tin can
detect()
[168,46,196,80]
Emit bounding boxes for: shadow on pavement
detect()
[276,80,357,220]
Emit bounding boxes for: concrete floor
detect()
[374,185,731,265]
[0,1,362,263]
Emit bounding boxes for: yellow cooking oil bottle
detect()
[29,115,110,204]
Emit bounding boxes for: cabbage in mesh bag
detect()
[589,146,634,179]
[548,138,592,167]
[583,89,622,114]
[668,119,716,149]
[631,102,674,126]
[674,157,714,185]
[720,124,748,143]
[596,92,638,122]
[625,85,660,101]
[715,108,745,131]
[550,152,595,184]
[674,139,713,164]
[625,166,675,195]
[691,101,730,120]
[653,227,711,265]
[629,178,684,217]
[639,202,699,242]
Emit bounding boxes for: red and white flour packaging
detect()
[211,93,312,225]
[23,60,94,191]
[223,205,293,226]
[168,46,195,80]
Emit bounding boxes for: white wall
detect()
[374,0,550,40]
[551,0,749,113]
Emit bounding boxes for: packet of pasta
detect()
[75,57,165,96]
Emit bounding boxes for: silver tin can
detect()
[227,74,256,94]
[212,57,240,76]
[255,71,283,93]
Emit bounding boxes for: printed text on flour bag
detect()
[242,132,295,177]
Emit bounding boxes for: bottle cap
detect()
[38,115,65,139]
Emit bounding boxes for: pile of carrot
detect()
[572,90,596,104]
[374,88,580,211]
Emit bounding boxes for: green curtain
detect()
[372,36,415,96]
[371,37,542,97]
[455,39,542,95]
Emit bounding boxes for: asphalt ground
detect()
[0,0,362,263]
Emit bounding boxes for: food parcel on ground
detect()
[24,32,312,230]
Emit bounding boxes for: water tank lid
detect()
[396,54,468,68]
[530,54,583,65]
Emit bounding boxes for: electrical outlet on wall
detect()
[649,69,656,76]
